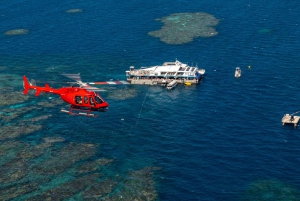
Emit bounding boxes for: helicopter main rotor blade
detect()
[62,73,82,82]
[88,81,129,85]
[62,73,129,85]
[82,86,106,92]
[35,81,77,84]
[61,73,128,91]
[62,73,106,91]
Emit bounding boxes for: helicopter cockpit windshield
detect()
[95,96,104,104]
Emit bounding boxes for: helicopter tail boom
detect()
[23,75,61,96]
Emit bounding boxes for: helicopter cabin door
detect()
[89,97,95,107]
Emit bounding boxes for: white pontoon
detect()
[126,59,205,85]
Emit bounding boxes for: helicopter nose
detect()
[103,102,109,108]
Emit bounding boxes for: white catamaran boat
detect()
[235,67,241,78]
[126,59,205,86]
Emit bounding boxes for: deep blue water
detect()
[1,0,300,200]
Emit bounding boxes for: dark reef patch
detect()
[148,12,219,45]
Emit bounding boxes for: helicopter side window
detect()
[95,96,103,104]
[84,96,88,104]
[89,97,95,106]
[75,96,82,104]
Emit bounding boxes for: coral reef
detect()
[75,158,113,176]
[0,158,29,183]
[0,106,40,123]
[103,166,160,201]
[0,74,22,87]
[0,182,39,201]
[0,89,28,107]
[96,157,114,165]
[43,137,65,143]
[23,114,52,123]
[0,141,22,157]
[0,124,42,141]
[148,12,219,44]
[66,9,83,13]
[82,178,117,200]
[4,29,29,36]
[4,29,28,36]
[0,73,159,201]
[37,98,65,107]
[17,141,52,159]
[243,179,300,201]
[0,140,159,201]
[32,143,97,175]
[27,174,100,201]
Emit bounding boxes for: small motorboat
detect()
[167,80,177,90]
[184,82,192,86]
[198,69,206,75]
[235,67,241,78]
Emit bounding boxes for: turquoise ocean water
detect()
[1,0,300,200]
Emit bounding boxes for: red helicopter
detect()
[22,74,128,117]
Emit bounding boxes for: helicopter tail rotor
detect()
[23,75,46,96]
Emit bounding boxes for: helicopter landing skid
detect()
[61,107,98,117]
